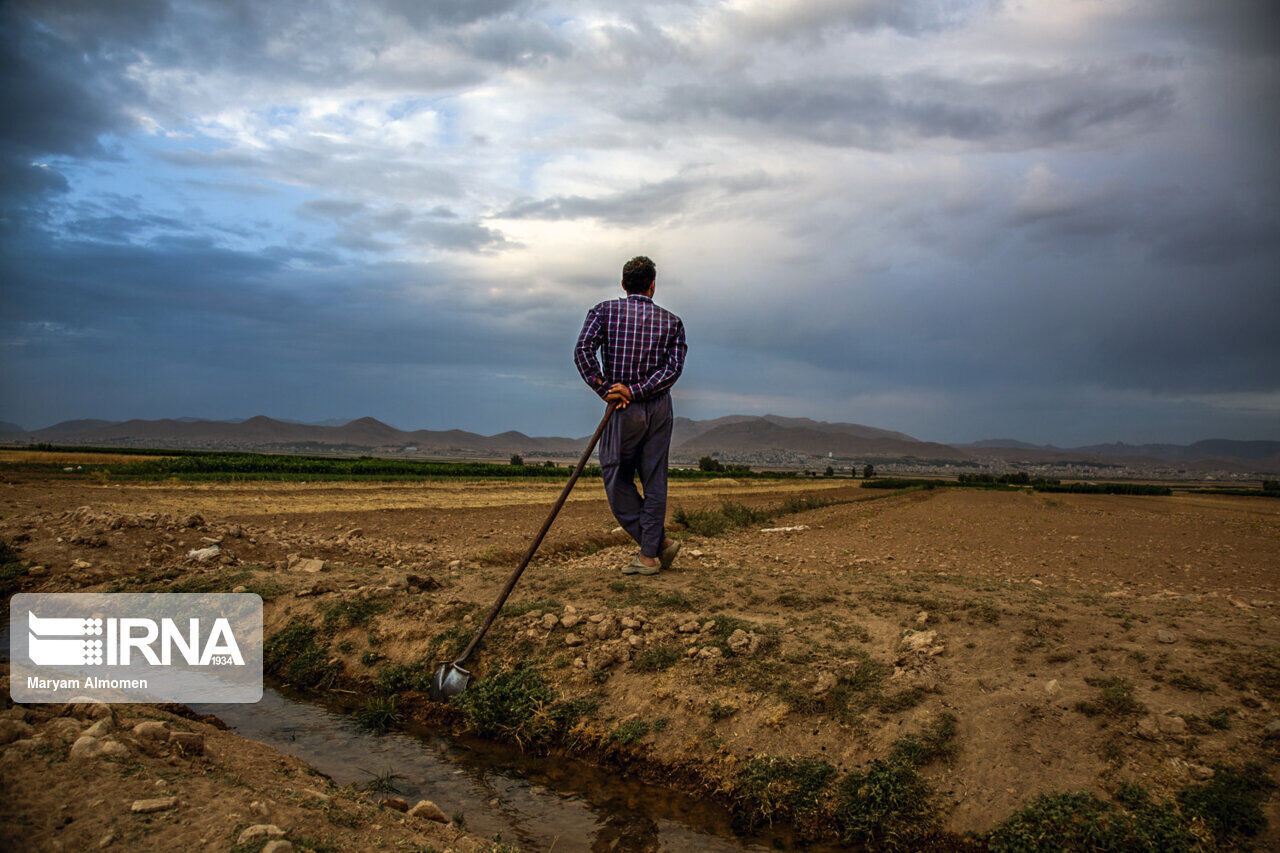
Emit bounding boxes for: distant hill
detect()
[10,416,584,457]
[674,417,970,461]
[5,413,1276,472]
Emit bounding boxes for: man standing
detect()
[574,256,687,576]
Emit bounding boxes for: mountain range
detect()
[2,415,1277,473]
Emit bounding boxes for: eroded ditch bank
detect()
[193,685,846,852]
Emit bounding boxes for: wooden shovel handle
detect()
[453,402,618,665]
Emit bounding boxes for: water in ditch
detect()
[194,686,839,853]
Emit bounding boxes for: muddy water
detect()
[195,687,829,853]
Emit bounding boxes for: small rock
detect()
[181,513,203,528]
[27,565,47,577]
[727,629,751,655]
[572,657,586,668]
[620,617,642,630]
[627,634,645,649]
[132,721,168,741]
[812,672,838,696]
[1190,764,1215,780]
[237,825,285,845]
[249,801,271,818]
[677,621,699,634]
[900,630,944,656]
[99,740,129,757]
[169,731,205,755]
[1156,630,1177,644]
[447,560,462,570]
[701,620,717,633]
[1045,679,1060,696]
[131,796,178,814]
[44,718,83,742]
[541,613,559,630]
[304,788,331,804]
[98,831,115,849]
[382,797,409,812]
[405,573,440,591]
[261,842,293,853]
[1265,719,1280,736]
[698,646,724,660]
[564,633,584,647]
[689,549,703,558]
[69,734,102,759]
[916,611,929,624]
[344,528,363,539]
[293,558,326,573]
[686,647,700,657]
[560,613,581,629]
[1157,715,1187,735]
[407,799,449,823]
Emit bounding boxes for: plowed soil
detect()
[3,473,1278,849]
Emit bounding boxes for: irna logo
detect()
[27,611,245,667]
[11,592,263,704]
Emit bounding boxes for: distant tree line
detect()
[958,472,1060,486]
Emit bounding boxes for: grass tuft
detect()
[355,695,403,733]
[264,620,341,688]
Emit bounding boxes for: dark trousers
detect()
[599,392,673,558]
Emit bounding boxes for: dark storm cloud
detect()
[647,68,1175,150]
[0,7,148,197]
[1009,186,1280,267]
[1,0,1278,442]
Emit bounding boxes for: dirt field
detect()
[3,473,1278,850]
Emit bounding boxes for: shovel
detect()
[430,402,618,700]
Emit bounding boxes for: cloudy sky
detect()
[2,0,1277,445]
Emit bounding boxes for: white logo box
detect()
[10,593,262,704]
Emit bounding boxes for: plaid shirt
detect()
[574,294,687,401]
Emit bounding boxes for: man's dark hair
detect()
[621,256,656,294]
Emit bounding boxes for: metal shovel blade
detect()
[429,661,471,701]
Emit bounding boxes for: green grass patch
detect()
[631,644,683,672]
[736,756,837,829]
[1034,482,1171,496]
[501,598,561,617]
[0,541,29,599]
[609,719,651,746]
[888,713,957,766]
[1177,762,1274,846]
[355,695,403,733]
[672,501,775,536]
[264,620,341,689]
[833,759,937,848]
[452,665,590,748]
[321,598,385,631]
[987,789,1198,852]
[1168,672,1215,693]
[1074,676,1145,717]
